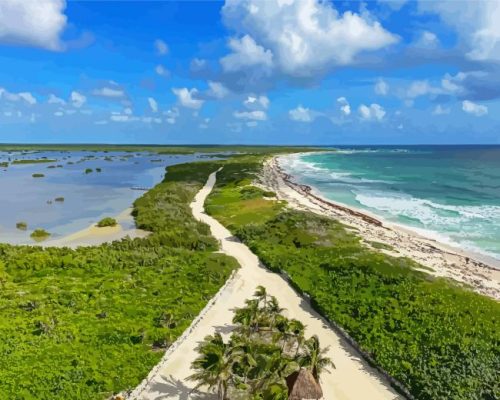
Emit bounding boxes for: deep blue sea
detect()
[280,145,500,261]
[0,151,204,244]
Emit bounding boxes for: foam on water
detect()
[279,148,500,260]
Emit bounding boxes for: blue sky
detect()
[0,0,499,144]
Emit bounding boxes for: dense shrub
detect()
[0,161,237,399]
[96,217,117,227]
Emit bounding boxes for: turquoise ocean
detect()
[280,146,500,262]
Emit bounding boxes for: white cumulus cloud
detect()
[0,0,67,51]
[221,0,398,77]
[462,100,488,116]
[420,1,500,61]
[48,93,65,105]
[220,35,273,72]
[375,79,389,96]
[244,95,269,109]
[18,92,37,105]
[0,88,37,105]
[208,81,230,99]
[415,30,439,48]
[172,88,204,109]
[337,97,351,115]
[358,103,386,121]
[289,105,312,122]
[70,91,86,108]
[233,110,267,121]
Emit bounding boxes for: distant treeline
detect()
[0,144,325,155]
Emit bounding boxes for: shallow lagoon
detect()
[0,150,203,244]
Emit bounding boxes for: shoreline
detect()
[259,156,500,300]
[38,208,149,248]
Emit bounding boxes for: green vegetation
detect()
[205,156,500,400]
[0,144,323,155]
[54,197,65,202]
[12,159,57,164]
[0,161,8,168]
[0,161,237,399]
[96,217,118,228]
[190,286,332,399]
[84,168,93,174]
[32,173,45,178]
[96,167,102,172]
[30,229,51,241]
[16,222,27,231]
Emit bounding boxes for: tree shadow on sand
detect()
[148,375,218,400]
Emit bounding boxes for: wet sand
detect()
[40,208,149,248]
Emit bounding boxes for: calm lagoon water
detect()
[280,146,500,261]
[0,151,204,244]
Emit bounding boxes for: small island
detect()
[30,228,51,241]
[12,158,57,164]
[32,173,45,178]
[96,217,117,228]
[16,221,28,230]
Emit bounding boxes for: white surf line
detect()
[131,168,402,400]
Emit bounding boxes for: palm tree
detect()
[298,335,334,380]
[254,285,268,308]
[266,295,285,329]
[233,298,261,333]
[287,319,305,357]
[190,289,336,399]
[273,317,296,353]
[189,333,233,400]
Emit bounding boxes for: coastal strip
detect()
[260,156,500,300]
[133,167,402,400]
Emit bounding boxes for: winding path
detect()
[131,169,401,400]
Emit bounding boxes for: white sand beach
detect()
[40,208,149,248]
[130,168,402,400]
[258,156,500,300]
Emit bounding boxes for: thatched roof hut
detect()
[286,369,323,400]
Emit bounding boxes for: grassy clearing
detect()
[205,155,500,400]
[0,161,237,399]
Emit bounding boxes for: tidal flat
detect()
[0,150,205,244]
